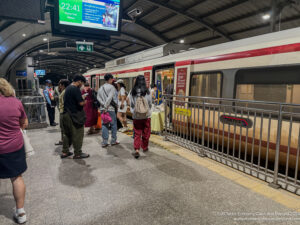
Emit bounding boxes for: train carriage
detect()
[84,27,300,181]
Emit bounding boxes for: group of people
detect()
[52,73,153,159]
[0,73,154,223]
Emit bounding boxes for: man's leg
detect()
[62,113,72,154]
[101,117,109,146]
[109,111,118,144]
[72,123,84,156]
[46,104,52,124]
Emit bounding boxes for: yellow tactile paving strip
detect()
[148,134,300,212]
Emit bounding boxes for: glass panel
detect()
[190,73,222,100]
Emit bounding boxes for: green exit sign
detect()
[76,41,94,52]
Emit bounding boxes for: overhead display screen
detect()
[59,0,120,32]
[35,70,46,76]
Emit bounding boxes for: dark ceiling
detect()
[1,0,300,78]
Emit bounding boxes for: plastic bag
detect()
[21,130,35,157]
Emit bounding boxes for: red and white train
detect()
[84,27,300,171]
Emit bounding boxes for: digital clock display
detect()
[59,0,121,32]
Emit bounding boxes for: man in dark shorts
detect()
[61,75,90,159]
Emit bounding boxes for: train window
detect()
[190,72,222,100]
[236,84,300,104]
[236,65,300,105]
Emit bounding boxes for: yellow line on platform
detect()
[149,135,300,212]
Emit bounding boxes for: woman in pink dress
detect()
[81,83,99,134]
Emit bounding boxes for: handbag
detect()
[21,130,35,157]
[101,111,112,124]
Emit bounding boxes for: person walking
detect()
[129,75,152,159]
[97,73,119,148]
[82,83,99,135]
[61,75,90,159]
[43,80,57,126]
[116,79,129,132]
[0,78,28,224]
[55,79,70,146]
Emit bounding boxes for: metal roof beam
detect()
[150,13,177,26]
[143,0,233,41]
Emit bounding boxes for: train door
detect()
[91,75,96,90]
[153,64,175,103]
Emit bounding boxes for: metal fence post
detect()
[269,104,282,189]
[198,99,206,157]
[163,95,168,141]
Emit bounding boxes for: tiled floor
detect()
[0,126,299,225]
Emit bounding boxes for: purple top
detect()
[0,96,27,154]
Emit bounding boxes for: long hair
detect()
[0,78,15,97]
[119,82,126,90]
[132,75,149,97]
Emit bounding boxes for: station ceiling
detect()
[1,0,300,78]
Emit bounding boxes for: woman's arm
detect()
[20,118,28,130]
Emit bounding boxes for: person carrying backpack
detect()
[129,75,152,159]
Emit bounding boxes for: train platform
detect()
[0,126,300,225]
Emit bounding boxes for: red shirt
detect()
[0,96,27,154]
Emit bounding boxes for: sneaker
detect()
[73,153,90,159]
[102,144,109,148]
[111,141,120,146]
[122,127,129,133]
[14,208,27,224]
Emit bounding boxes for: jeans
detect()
[101,111,117,145]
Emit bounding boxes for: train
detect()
[84,27,300,172]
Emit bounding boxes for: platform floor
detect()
[0,126,299,225]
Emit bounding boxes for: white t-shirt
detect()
[118,87,127,113]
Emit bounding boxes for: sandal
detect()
[133,150,140,159]
[55,141,63,146]
[143,148,149,152]
[60,152,73,159]
[73,153,90,159]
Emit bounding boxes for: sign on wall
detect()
[176,68,187,95]
[144,72,150,88]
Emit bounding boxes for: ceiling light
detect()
[94,65,97,67]
[180,39,185,44]
[39,49,44,53]
[262,14,271,20]
[43,38,48,41]
[22,33,26,37]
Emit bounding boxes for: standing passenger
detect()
[55,79,70,146]
[97,74,119,148]
[0,78,28,224]
[43,80,57,126]
[61,75,90,159]
[82,83,98,135]
[129,75,152,159]
[116,79,129,132]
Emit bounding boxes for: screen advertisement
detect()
[54,0,121,38]
[59,0,120,31]
[35,70,46,76]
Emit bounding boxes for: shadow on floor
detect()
[58,159,96,188]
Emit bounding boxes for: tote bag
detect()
[21,130,35,157]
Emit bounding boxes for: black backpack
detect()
[92,90,100,109]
